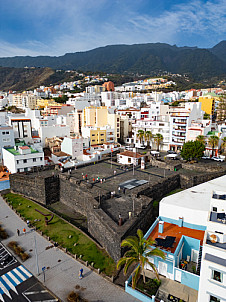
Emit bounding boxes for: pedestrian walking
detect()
[85,174,87,180]
[26,220,30,227]
[118,187,121,193]
[93,178,95,182]
[17,229,20,236]
[79,268,83,279]
[23,228,26,235]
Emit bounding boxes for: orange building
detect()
[102,81,114,91]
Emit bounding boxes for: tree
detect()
[154,133,163,151]
[137,130,144,144]
[117,229,165,289]
[203,113,210,120]
[208,135,219,157]
[196,135,206,145]
[144,131,153,149]
[181,141,205,161]
[221,137,226,155]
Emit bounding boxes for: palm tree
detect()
[137,130,144,145]
[144,131,153,149]
[208,135,219,157]
[196,135,206,145]
[154,133,163,151]
[117,229,165,289]
[221,137,226,154]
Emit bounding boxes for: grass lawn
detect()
[4,193,116,276]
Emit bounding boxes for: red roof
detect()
[119,151,144,158]
[19,146,30,150]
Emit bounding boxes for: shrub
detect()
[67,291,79,302]
[0,230,8,239]
[14,246,23,255]
[67,291,88,302]
[20,252,29,261]
[8,241,17,249]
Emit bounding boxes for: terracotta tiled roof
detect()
[118,151,144,158]
[19,146,30,150]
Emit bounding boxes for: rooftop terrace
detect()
[148,221,205,253]
[6,147,39,156]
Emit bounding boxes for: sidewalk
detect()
[0,195,139,302]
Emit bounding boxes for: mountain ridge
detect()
[0,42,226,80]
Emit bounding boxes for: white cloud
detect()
[127,0,226,44]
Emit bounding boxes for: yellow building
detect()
[83,106,108,127]
[199,95,216,115]
[82,106,119,145]
[90,128,107,145]
[36,98,60,109]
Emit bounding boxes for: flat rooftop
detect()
[148,221,205,253]
[70,161,175,194]
[160,175,226,212]
[5,147,39,156]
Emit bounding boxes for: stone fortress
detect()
[9,157,226,262]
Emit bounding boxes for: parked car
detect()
[212,156,224,162]
[167,150,177,154]
[202,156,211,160]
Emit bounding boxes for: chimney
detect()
[158,221,164,234]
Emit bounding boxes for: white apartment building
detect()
[126,103,170,150]
[39,125,70,147]
[198,190,226,302]
[169,102,204,151]
[0,96,9,109]
[0,125,15,161]
[8,117,32,144]
[186,120,212,142]
[61,137,83,159]
[2,145,44,173]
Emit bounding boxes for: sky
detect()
[0,0,226,57]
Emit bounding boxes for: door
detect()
[175,269,182,283]
[191,249,199,263]
[158,261,167,276]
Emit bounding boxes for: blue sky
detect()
[0,0,226,57]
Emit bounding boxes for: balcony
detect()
[172,133,186,138]
[173,128,186,132]
[173,119,187,124]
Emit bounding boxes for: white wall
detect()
[39,125,70,146]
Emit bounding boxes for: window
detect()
[16,160,19,164]
[23,159,27,163]
[2,132,5,135]
[212,207,217,212]
[210,295,220,302]
[40,157,43,161]
[6,131,9,134]
[212,270,222,283]
[33,158,36,162]
[92,134,95,136]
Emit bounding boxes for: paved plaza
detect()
[0,195,140,302]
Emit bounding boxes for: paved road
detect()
[0,196,139,302]
[0,242,57,302]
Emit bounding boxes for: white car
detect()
[212,156,224,162]
[202,156,211,160]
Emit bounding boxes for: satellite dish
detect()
[210,234,217,243]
